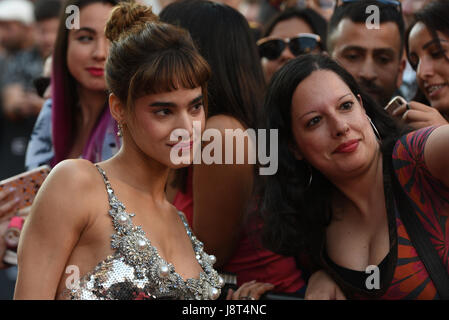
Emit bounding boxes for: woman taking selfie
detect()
[14,1,223,300]
[261,54,449,299]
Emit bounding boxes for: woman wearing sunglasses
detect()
[258,7,327,82]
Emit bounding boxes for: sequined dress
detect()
[65,165,223,300]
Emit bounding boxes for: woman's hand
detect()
[391,101,449,129]
[305,270,346,300]
[226,280,275,300]
[0,188,19,222]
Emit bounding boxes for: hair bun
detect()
[105,1,159,42]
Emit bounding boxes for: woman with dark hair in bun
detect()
[14,1,223,300]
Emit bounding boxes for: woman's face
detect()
[261,17,317,82]
[125,86,206,169]
[408,22,449,114]
[290,70,379,181]
[66,2,112,92]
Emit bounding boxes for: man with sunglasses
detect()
[327,0,407,108]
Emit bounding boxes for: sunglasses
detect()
[334,0,402,13]
[257,33,321,61]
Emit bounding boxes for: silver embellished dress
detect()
[65,165,223,300]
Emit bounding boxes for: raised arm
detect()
[424,124,449,188]
[193,115,254,267]
[14,160,91,299]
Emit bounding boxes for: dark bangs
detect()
[105,21,211,114]
[128,47,210,109]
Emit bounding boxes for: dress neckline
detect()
[94,164,207,283]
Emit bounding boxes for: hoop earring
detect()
[117,123,123,137]
[367,116,381,141]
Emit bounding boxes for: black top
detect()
[324,250,392,291]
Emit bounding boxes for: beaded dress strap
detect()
[94,164,136,236]
[95,164,121,207]
[93,164,223,296]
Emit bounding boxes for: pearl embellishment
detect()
[137,239,147,249]
[209,287,220,300]
[159,264,169,278]
[118,215,128,224]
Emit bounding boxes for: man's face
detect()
[330,19,405,107]
[0,20,29,52]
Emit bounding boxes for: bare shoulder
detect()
[31,159,103,227]
[42,159,100,194]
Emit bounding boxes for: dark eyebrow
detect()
[423,38,449,50]
[149,95,203,108]
[373,48,395,56]
[189,95,203,105]
[341,46,365,52]
[149,101,175,107]
[298,93,352,120]
[337,93,352,102]
[73,27,96,35]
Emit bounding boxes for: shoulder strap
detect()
[391,173,449,299]
[94,164,117,203]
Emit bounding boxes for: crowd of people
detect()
[0,0,448,300]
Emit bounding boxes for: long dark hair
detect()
[405,0,449,70]
[405,0,449,105]
[160,0,265,130]
[260,54,405,258]
[160,0,266,191]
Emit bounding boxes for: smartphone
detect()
[0,165,51,212]
[384,96,407,115]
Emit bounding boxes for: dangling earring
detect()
[367,116,381,141]
[117,123,123,137]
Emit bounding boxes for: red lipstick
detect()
[86,68,104,77]
[334,139,359,154]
